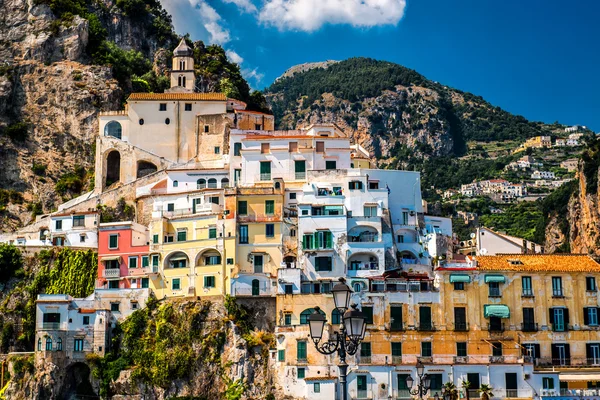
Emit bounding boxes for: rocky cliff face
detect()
[4,298,285,400]
[545,166,600,255]
[0,0,172,230]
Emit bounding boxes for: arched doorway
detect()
[58,362,98,399]
[105,150,121,188]
[137,160,158,178]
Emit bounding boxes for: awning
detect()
[484,304,510,318]
[170,256,188,261]
[450,274,471,283]
[560,373,600,382]
[485,275,506,283]
[101,256,122,262]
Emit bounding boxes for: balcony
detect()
[259,173,271,181]
[552,288,565,298]
[392,355,403,364]
[535,357,572,367]
[389,322,405,332]
[453,356,469,364]
[354,389,372,399]
[41,322,61,330]
[370,280,436,293]
[486,323,505,333]
[233,285,274,297]
[488,288,502,297]
[521,322,538,332]
[237,213,280,223]
[294,172,306,180]
[127,267,152,277]
[358,355,371,364]
[348,233,379,243]
[522,289,534,298]
[153,203,222,219]
[495,389,533,398]
[490,355,505,363]
[454,322,469,332]
[103,268,121,278]
[395,390,412,400]
[316,187,343,197]
[551,323,568,332]
[417,323,435,331]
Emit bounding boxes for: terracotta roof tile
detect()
[476,254,600,272]
[127,93,227,101]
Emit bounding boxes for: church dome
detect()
[173,38,193,57]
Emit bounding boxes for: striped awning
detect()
[559,373,600,382]
[449,274,471,283]
[484,274,506,283]
[484,304,510,318]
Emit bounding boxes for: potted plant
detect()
[461,380,471,400]
[478,384,494,400]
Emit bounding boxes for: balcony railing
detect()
[128,267,152,276]
[392,355,402,364]
[358,356,371,364]
[348,262,379,271]
[522,289,534,297]
[41,322,61,330]
[417,323,435,331]
[348,233,378,243]
[396,390,412,400]
[488,288,502,297]
[551,323,568,332]
[233,286,274,297]
[486,323,505,332]
[370,281,436,293]
[103,268,121,278]
[490,355,505,363]
[494,389,533,398]
[259,173,271,181]
[536,357,600,368]
[355,389,372,399]
[453,356,469,364]
[294,172,306,180]
[552,288,565,298]
[521,322,538,332]
[390,322,405,332]
[454,322,469,331]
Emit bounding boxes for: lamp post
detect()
[405,361,431,400]
[307,278,366,400]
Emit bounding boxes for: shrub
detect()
[0,244,23,283]
[26,202,43,217]
[32,163,47,176]
[55,166,86,196]
[2,122,28,142]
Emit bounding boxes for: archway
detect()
[137,160,157,178]
[58,362,98,399]
[104,121,122,139]
[105,150,121,188]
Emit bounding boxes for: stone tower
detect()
[170,38,195,92]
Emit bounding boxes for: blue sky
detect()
[160,0,600,131]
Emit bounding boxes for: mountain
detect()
[264,58,567,192]
[0,0,264,231]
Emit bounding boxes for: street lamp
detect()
[405,360,432,400]
[307,278,366,400]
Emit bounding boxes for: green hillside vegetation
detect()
[266,57,558,146]
[479,202,543,243]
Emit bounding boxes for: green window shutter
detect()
[238,201,247,215]
[234,142,242,156]
[260,162,271,174]
[391,342,402,356]
[278,349,285,362]
[209,228,217,239]
[142,256,149,267]
[297,341,307,360]
[303,234,313,250]
[152,234,159,244]
[265,200,275,215]
[297,368,305,379]
[141,278,149,288]
[295,160,306,172]
[360,342,371,356]
[325,231,332,248]
[177,231,187,242]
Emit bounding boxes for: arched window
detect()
[173,180,179,188]
[104,121,122,139]
[221,178,230,188]
[57,337,63,351]
[300,308,325,324]
[353,282,362,293]
[178,76,186,87]
[37,338,42,351]
[197,179,206,189]
[332,309,342,325]
[274,182,281,190]
[179,60,185,70]
[208,178,217,188]
[46,337,53,351]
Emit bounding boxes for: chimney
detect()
[522,239,527,254]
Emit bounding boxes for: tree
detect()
[478,384,494,400]
[461,380,472,400]
[0,243,23,283]
[442,382,459,400]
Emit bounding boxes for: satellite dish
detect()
[470,233,476,239]
[480,248,488,255]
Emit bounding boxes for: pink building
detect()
[97,222,150,290]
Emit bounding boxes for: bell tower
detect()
[170,38,195,92]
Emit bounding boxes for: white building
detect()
[476,227,542,255]
[531,170,555,180]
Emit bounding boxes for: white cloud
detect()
[198,0,231,44]
[222,0,257,13]
[226,50,244,64]
[242,67,265,86]
[259,0,406,31]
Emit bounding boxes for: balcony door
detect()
[419,306,432,330]
[252,279,260,296]
[391,306,403,331]
[551,344,570,366]
[587,344,600,365]
[506,373,518,397]
[254,255,264,273]
[356,375,367,399]
[454,307,466,330]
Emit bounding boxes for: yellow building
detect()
[230,186,285,296]
[148,206,236,299]
[275,254,600,399]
